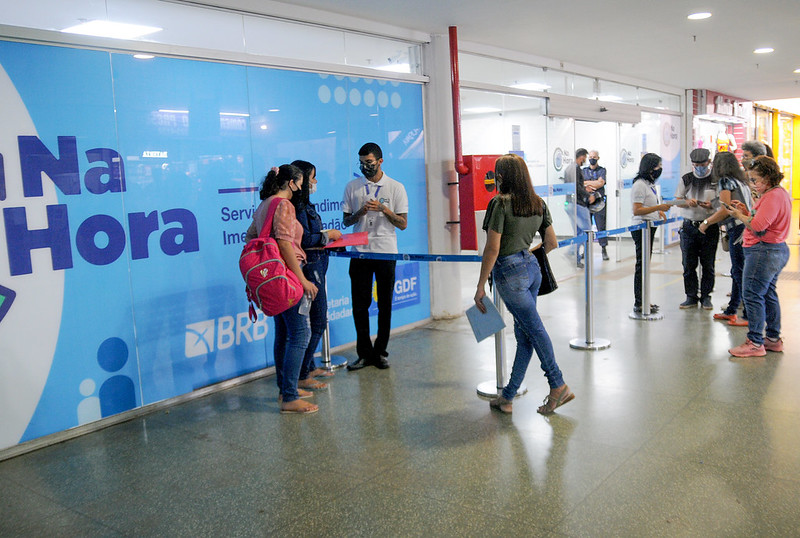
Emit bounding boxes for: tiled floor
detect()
[2,234,799,537]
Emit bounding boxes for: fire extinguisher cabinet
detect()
[458,155,501,250]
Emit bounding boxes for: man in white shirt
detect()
[341,143,408,370]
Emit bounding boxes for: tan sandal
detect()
[537,385,575,415]
[311,368,334,378]
[489,396,513,414]
[278,388,313,403]
[298,378,328,390]
[280,400,319,414]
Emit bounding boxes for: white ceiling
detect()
[196,0,800,101]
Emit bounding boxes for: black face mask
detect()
[360,163,378,178]
[650,169,662,180]
[589,158,598,166]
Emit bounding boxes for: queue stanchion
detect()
[629,221,663,321]
[320,279,348,370]
[570,230,611,350]
[477,285,527,399]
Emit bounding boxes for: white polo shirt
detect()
[341,172,408,253]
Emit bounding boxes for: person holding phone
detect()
[699,152,753,325]
[290,160,342,389]
[475,154,572,415]
[723,156,790,357]
[630,153,671,314]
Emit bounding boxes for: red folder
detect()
[324,231,369,249]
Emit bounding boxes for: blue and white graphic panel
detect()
[0,41,138,445]
[111,54,264,404]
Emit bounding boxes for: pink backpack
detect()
[240,197,303,320]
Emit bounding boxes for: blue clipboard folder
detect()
[466,296,506,342]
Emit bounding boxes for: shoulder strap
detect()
[260,197,285,240]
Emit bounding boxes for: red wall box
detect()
[458,154,500,250]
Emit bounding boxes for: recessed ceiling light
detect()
[794,68,800,74]
[511,82,551,92]
[754,47,774,54]
[463,107,502,114]
[62,20,162,40]
[687,12,712,20]
[133,54,154,60]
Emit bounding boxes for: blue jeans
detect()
[492,250,564,399]
[725,224,746,316]
[742,242,789,345]
[299,251,329,380]
[273,301,311,403]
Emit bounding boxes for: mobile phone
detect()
[720,201,732,210]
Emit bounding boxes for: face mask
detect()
[589,158,598,166]
[650,169,662,180]
[360,163,378,178]
[693,165,710,178]
[308,182,317,195]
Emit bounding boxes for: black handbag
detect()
[532,247,558,296]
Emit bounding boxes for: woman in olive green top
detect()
[475,154,574,414]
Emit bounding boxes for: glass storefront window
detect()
[0,0,424,76]
[458,52,681,112]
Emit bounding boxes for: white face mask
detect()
[308,182,317,195]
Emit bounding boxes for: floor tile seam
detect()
[1,473,92,512]
[39,505,126,536]
[628,447,800,486]
[274,448,411,490]
[545,442,645,532]
[690,391,800,420]
[547,387,712,528]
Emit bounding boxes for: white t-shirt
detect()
[341,172,409,253]
[631,179,661,223]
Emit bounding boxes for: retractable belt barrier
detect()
[323,216,683,394]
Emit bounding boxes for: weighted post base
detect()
[628,311,664,321]
[323,355,348,370]
[569,337,611,350]
[477,381,527,399]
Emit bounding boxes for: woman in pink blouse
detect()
[725,156,791,357]
[249,165,319,413]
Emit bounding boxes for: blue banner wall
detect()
[0,40,429,449]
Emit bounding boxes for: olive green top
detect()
[483,195,552,257]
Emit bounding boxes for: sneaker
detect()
[601,247,610,261]
[713,313,737,321]
[728,317,749,327]
[680,297,698,309]
[700,297,713,310]
[729,339,766,357]
[764,337,784,352]
[576,260,584,269]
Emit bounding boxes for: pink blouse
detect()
[251,196,306,264]
[743,186,791,247]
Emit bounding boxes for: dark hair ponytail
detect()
[634,153,662,183]
[290,160,316,208]
[259,164,302,200]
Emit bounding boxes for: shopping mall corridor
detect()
[2,228,800,536]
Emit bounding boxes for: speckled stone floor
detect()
[2,237,799,537]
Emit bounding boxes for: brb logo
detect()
[185,311,268,358]
[1,136,200,276]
